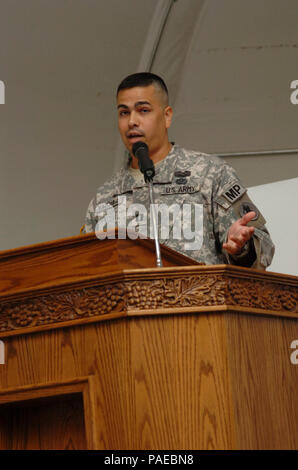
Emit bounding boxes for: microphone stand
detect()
[132,141,163,267]
[148,180,163,268]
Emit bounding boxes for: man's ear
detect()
[164,106,173,129]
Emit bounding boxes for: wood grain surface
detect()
[0,394,86,450]
[0,233,198,298]
[0,234,297,449]
[226,313,298,449]
[1,310,297,449]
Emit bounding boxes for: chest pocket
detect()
[152,180,205,250]
[154,177,205,208]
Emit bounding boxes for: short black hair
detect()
[117,72,168,101]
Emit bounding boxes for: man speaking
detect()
[83,72,275,270]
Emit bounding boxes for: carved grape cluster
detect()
[227,280,256,307]
[126,281,164,309]
[0,274,296,335]
[42,285,125,318]
[279,289,297,312]
[227,279,297,312]
[0,284,126,332]
[4,301,41,328]
[125,275,226,309]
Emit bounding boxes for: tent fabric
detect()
[0,0,297,265]
[115,0,298,167]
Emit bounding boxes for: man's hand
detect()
[222,211,256,255]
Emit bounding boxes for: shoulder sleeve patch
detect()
[221,181,247,204]
[215,180,247,209]
[232,194,267,228]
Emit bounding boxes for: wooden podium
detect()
[0,233,297,450]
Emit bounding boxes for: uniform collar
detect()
[118,143,182,194]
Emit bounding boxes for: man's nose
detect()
[128,110,139,128]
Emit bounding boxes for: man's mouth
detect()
[126,132,144,141]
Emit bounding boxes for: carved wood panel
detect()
[0,273,297,335]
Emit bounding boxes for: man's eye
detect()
[140,108,150,113]
[119,110,129,116]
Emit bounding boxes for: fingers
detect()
[223,212,256,255]
[224,226,255,255]
[222,240,241,255]
[240,211,256,225]
[231,226,254,245]
[223,236,245,254]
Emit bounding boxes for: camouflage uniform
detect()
[84,144,275,269]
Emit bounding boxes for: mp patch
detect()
[222,183,246,204]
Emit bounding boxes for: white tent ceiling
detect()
[0,0,297,255]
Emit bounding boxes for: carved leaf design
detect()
[0,284,125,332]
[226,279,297,313]
[0,274,297,334]
[126,275,227,309]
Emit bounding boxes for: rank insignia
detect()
[175,177,188,185]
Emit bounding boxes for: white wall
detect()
[0,0,159,251]
[1,0,297,252]
[248,178,298,276]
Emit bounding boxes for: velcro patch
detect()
[222,182,246,204]
[232,194,267,228]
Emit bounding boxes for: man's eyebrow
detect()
[117,101,152,109]
[135,100,151,107]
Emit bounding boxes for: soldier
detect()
[83,72,275,269]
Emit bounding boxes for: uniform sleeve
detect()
[83,197,97,233]
[82,172,122,234]
[212,162,275,270]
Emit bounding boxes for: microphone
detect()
[132,142,155,183]
[131,141,162,267]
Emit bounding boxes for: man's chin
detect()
[128,137,145,146]
[125,137,147,154]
